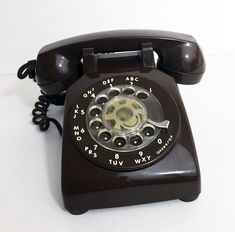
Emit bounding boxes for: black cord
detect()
[17,60,37,81]
[32,95,63,135]
[17,60,63,135]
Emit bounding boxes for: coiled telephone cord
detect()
[32,95,62,135]
[17,60,63,135]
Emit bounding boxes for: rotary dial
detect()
[86,85,169,152]
[69,76,180,171]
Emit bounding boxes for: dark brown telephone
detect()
[17,30,205,214]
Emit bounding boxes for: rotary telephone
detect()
[17,30,205,215]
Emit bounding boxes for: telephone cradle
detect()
[17,30,205,214]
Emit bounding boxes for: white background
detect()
[0,0,235,231]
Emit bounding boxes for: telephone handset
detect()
[18,30,205,214]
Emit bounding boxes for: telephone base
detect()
[62,143,200,215]
[61,70,201,215]
[66,197,200,215]
[66,194,200,215]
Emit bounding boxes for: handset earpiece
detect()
[156,40,205,84]
[35,52,83,95]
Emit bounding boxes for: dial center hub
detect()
[102,96,147,134]
[116,107,133,121]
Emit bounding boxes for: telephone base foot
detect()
[67,209,88,215]
[180,194,199,202]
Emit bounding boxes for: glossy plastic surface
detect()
[35,30,205,95]
[69,76,181,171]
[62,69,201,214]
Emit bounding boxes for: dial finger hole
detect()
[90,119,103,130]
[99,130,112,142]
[96,94,109,105]
[89,106,102,117]
[130,135,143,146]
[123,86,135,95]
[113,137,126,148]
[108,88,120,97]
[136,91,149,100]
[143,125,155,137]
